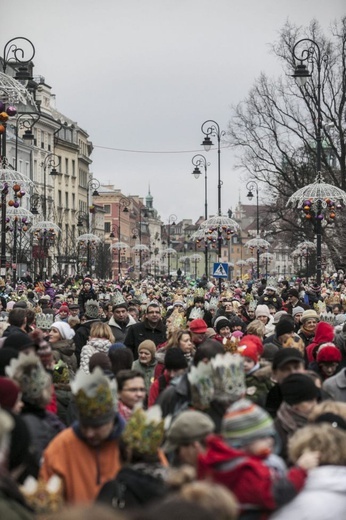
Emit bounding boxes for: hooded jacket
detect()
[306,322,335,363]
[51,339,77,376]
[108,314,136,343]
[40,416,124,505]
[198,434,306,519]
[80,338,112,374]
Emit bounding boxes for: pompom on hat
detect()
[238,343,259,364]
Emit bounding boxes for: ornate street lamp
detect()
[42,153,61,220]
[77,233,101,275]
[244,236,270,280]
[288,37,346,285]
[191,154,210,276]
[190,253,203,280]
[30,221,61,280]
[259,252,274,280]
[246,180,261,278]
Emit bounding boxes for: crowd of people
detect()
[0,272,346,519]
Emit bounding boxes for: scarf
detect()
[276,401,308,435]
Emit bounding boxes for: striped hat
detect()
[221,398,274,447]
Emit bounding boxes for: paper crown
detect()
[194,288,206,298]
[52,360,70,385]
[6,353,51,403]
[319,311,335,324]
[188,353,245,410]
[170,308,187,331]
[208,296,219,310]
[248,299,257,312]
[84,299,99,319]
[314,300,326,314]
[122,405,165,456]
[35,313,54,330]
[111,291,127,307]
[71,367,117,426]
[189,307,205,320]
[20,475,63,514]
[266,276,278,291]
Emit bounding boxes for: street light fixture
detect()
[201,120,226,289]
[288,37,346,285]
[42,153,61,221]
[246,180,261,279]
[191,154,210,276]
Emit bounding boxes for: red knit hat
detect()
[189,319,208,334]
[239,343,259,364]
[57,304,70,315]
[317,344,342,364]
[0,376,20,409]
[239,334,264,356]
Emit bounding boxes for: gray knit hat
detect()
[221,398,275,447]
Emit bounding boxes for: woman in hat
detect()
[48,322,77,378]
[80,323,115,374]
[132,340,157,394]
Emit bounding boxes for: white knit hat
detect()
[51,322,75,340]
[255,304,271,319]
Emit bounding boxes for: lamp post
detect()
[291,39,322,285]
[14,112,41,170]
[167,214,177,279]
[42,153,60,220]
[190,253,202,280]
[109,224,120,279]
[246,180,260,278]
[191,154,210,276]
[201,120,225,290]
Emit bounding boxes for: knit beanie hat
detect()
[138,340,156,359]
[316,344,342,364]
[83,277,93,286]
[301,309,319,324]
[109,342,126,352]
[51,322,75,341]
[273,310,288,324]
[292,306,305,318]
[276,317,295,338]
[280,373,319,405]
[57,303,70,315]
[239,343,259,364]
[215,318,231,334]
[222,398,275,447]
[262,343,279,362]
[165,347,188,370]
[239,335,264,356]
[255,305,270,319]
[0,377,20,409]
[89,352,112,373]
[3,333,35,353]
[288,288,299,298]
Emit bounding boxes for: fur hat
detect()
[51,322,75,341]
[222,398,275,447]
[84,300,99,319]
[138,340,156,359]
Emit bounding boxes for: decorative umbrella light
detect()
[6,207,33,220]
[30,221,62,234]
[76,233,100,244]
[244,235,271,250]
[132,244,149,253]
[246,257,257,265]
[189,253,203,262]
[0,71,37,106]
[110,241,129,251]
[200,215,240,240]
[161,247,176,255]
[296,240,316,250]
[236,259,247,267]
[179,255,190,264]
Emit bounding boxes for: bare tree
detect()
[227,18,346,268]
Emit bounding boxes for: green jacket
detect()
[131,359,157,392]
[245,364,274,407]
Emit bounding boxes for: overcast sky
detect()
[2,0,345,223]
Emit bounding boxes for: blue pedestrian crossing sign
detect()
[213,262,229,278]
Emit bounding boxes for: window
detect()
[41,130,45,149]
[72,193,75,210]
[58,190,62,207]
[103,205,111,213]
[104,222,111,233]
[65,192,69,208]
[65,158,69,174]
[72,160,75,176]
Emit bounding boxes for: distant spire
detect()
[146,184,153,209]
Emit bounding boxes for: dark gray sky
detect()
[2,0,345,223]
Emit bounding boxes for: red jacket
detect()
[148,371,171,407]
[198,435,306,519]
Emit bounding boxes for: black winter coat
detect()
[124,320,166,359]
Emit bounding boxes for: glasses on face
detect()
[122,387,146,393]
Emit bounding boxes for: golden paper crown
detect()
[20,475,63,514]
[122,406,165,456]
